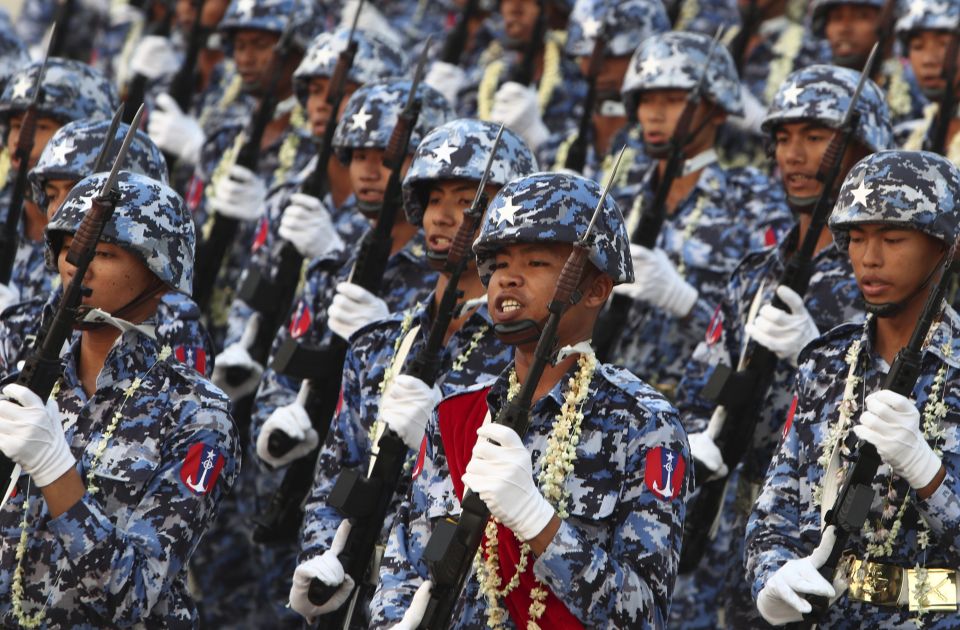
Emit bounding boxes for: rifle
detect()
[416,148,626,630]
[192,22,299,314]
[505,0,545,86]
[924,30,960,156]
[0,46,52,285]
[869,0,896,81]
[252,44,433,546]
[802,254,960,626]
[729,0,759,75]
[48,1,74,58]
[592,29,724,362]
[440,0,479,66]
[305,126,507,626]
[123,0,174,125]
[0,105,142,500]
[563,17,606,174]
[678,44,880,573]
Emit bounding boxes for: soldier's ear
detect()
[581,270,613,309]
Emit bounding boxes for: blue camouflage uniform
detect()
[667,0,740,35]
[747,150,960,629]
[0,170,238,628]
[372,172,691,628]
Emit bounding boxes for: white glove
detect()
[488,81,550,150]
[148,93,205,165]
[257,402,319,468]
[327,282,389,341]
[745,286,820,366]
[129,35,179,80]
[389,580,433,630]
[0,384,75,487]
[278,193,345,260]
[689,431,728,479]
[108,2,142,25]
[613,244,698,318]
[340,0,402,48]
[729,89,766,134]
[0,283,19,312]
[208,165,267,222]
[380,374,442,450]
[853,390,942,489]
[425,61,466,108]
[211,342,263,400]
[289,520,355,621]
[757,526,838,625]
[462,424,555,541]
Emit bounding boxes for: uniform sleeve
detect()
[46,396,239,626]
[915,453,960,552]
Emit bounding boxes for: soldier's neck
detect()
[433,264,486,344]
[514,345,581,404]
[77,328,122,397]
[658,163,701,215]
[795,212,834,256]
[261,110,292,152]
[873,286,933,366]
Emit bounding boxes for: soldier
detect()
[673,65,894,629]
[746,150,960,627]
[371,172,690,628]
[286,119,533,624]
[0,59,119,310]
[604,31,792,395]
[0,170,238,627]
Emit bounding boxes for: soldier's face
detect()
[6,114,61,170]
[637,89,723,155]
[42,178,76,219]
[825,4,880,66]
[306,77,359,138]
[349,149,412,213]
[423,180,500,266]
[847,224,946,305]
[908,30,955,95]
[577,55,631,98]
[500,0,541,44]
[58,237,160,317]
[774,122,869,201]
[233,29,281,93]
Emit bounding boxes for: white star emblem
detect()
[581,16,602,39]
[313,47,338,68]
[350,105,372,131]
[851,180,872,206]
[640,57,659,77]
[782,82,803,106]
[50,139,76,165]
[495,197,522,226]
[432,140,457,164]
[10,74,31,100]
[237,0,256,16]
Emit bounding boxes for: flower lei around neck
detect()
[474,350,597,630]
[477,34,562,122]
[11,345,173,628]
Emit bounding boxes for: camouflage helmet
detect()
[474,172,634,286]
[29,119,169,211]
[219,0,320,51]
[332,79,454,162]
[762,65,893,153]
[895,0,960,47]
[293,27,408,106]
[0,20,27,96]
[811,0,887,37]
[829,150,960,251]
[566,0,670,58]
[0,59,118,128]
[622,31,743,118]
[402,119,539,226]
[46,172,195,294]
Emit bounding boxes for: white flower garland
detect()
[675,194,709,278]
[475,351,597,630]
[477,34,562,122]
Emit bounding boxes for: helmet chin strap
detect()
[74,277,166,332]
[787,193,821,215]
[862,252,946,318]
[833,52,868,70]
[356,199,381,217]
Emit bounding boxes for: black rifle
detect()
[123,0,173,125]
[416,148,626,630]
[802,255,960,626]
[924,30,960,156]
[0,106,141,496]
[868,0,896,81]
[563,17,606,174]
[0,46,52,285]
[48,1,74,58]
[193,23,298,314]
[252,43,432,546]
[729,0,759,75]
[592,29,723,362]
[305,127,507,625]
[678,45,879,573]
[440,0,479,66]
[505,0,545,86]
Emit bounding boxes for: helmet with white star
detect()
[0,59,118,130]
[621,31,743,119]
[332,79,454,162]
[811,0,886,37]
[762,65,893,153]
[566,0,670,58]
[829,150,960,251]
[895,0,960,48]
[473,172,634,286]
[402,119,538,226]
[293,27,407,106]
[219,0,321,52]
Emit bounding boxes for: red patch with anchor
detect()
[180,444,225,495]
[783,395,798,439]
[645,447,685,501]
[705,304,723,346]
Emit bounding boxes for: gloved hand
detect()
[208,165,267,221]
[340,0,402,48]
[211,342,263,400]
[278,193,345,260]
[462,424,555,541]
[757,526,837,625]
[256,402,319,468]
[0,384,75,487]
[128,35,179,80]
[389,580,433,630]
[612,244,698,318]
[688,431,728,479]
[380,374,442,450]
[853,390,942,489]
[0,283,19,312]
[745,286,820,366]
[729,89,766,134]
[327,282,389,341]
[289,520,355,621]
[489,82,550,151]
[148,93,205,165]
[425,61,466,107]
[108,1,141,25]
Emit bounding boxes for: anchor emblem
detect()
[186,449,217,493]
[652,450,675,498]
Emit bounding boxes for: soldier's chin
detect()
[494,319,542,345]
[427,248,449,271]
[832,52,867,70]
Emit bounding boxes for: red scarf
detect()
[437,389,584,629]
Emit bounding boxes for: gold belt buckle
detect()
[847,557,903,606]
[907,568,959,612]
